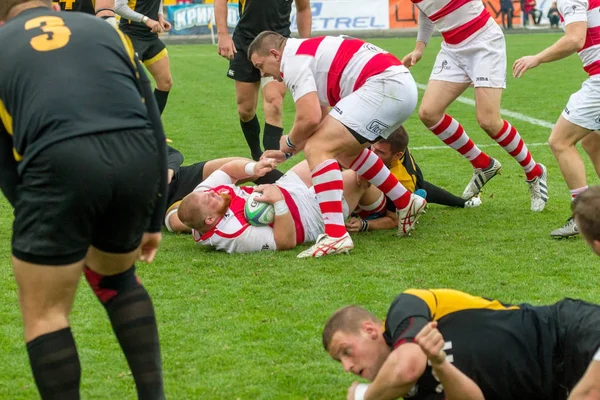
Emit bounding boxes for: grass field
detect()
[1,33,599,399]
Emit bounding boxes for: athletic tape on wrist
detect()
[359,219,369,232]
[244,162,257,176]
[354,383,369,400]
[274,200,289,216]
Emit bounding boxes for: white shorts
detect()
[430,20,506,89]
[329,65,418,142]
[277,171,349,243]
[562,75,600,131]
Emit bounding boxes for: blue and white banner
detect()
[290,0,389,32]
[166,3,239,36]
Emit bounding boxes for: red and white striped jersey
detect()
[558,0,600,76]
[280,36,407,107]
[191,171,277,253]
[413,0,493,45]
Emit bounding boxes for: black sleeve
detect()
[167,145,184,173]
[384,293,432,348]
[0,127,18,207]
[136,59,167,233]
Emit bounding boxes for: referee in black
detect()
[0,1,166,398]
[214,0,312,161]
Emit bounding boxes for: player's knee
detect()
[237,104,256,122]
[476,114,502,136]
[548,130,571,153]
[418,105,442,127]
[84,266,140,305]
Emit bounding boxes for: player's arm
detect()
[214,0,236,59]
[415,322,485,400]
[294,0,312,38]
[218,159,276,184]
[254,185,297,250]
[346,211,398,233]
[285,92,322,151]
[402,10,432,67]
[167,145,184,183]
[96,0,117,25]
[115,0,161,31]
[0,125,18,207]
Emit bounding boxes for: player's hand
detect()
[513,55,540,78]
[145,18,163,34]
[218,33,237,60]
[345,217,362,233]
[158,15,172,32]
[138,232,162,263]
[254,158,277,177]
[402,49,423,68]
[253,184,284,204]
[415,321,447,367]
[261,150,289,165]
[168,169,175,184]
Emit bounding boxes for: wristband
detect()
[95,7,114,15]
[286,136,296,149]
[354,383,369,400]
[274,200,289,216]
[359,218,369,232]
[284,152,293,160]
[244,162,257,176]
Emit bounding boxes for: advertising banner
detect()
[290,0,390,32]
[166,3,239,35]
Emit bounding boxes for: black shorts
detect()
[552,298,600,395]
[128,34,168,67]
[12,129,161,265]
[227,37,261,83]
[166,161,207,211]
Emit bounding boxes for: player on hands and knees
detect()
[0,1,167,397]
[249,32,427,258]
[403,0,548,212]
[116,0,172,114]
[214,0,311,161]
[514,0,600,237]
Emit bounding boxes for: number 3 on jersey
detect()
[25,16,71,52]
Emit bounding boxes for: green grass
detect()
[1,33,599,399]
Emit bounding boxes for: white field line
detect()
[410,82,553,151]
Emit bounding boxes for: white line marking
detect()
[411,82,553,151]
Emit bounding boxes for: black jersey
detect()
[384,289,558,400]
[119,0,162,36]
[0,7,151,174]
[233,0,293,44]
[54,0,95,14]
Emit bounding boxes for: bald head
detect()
[178,192,207,232]
[247,30,287,60]
[322,306,381,351]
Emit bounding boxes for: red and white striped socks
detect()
[350,149,412,210]
[493,120,542,181]
[571,186,588,200]
[311,160,346,238]
[429,114,491,169]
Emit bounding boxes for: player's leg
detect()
[581,133,600,179]
[341,169,371,212]
[261,78,287,151]
[228,44,263,160]
[418,180,477,208]
[144,40,172,115]
[84,130,165,398]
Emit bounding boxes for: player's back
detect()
[54,0,95,14]
[234,0,292,42]
[0,7,150,172]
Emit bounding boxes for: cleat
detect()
[528,163,548,212]
[297,233,354,258]
[462,158,502,199]
[550,217,579,239]
[464,195,482,208]
[397,195,427,237]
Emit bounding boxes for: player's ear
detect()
[361,321,379,340]
[270,49,281,61]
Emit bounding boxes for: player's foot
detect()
[550,217,579,239]
[462,158,502,200]
[527,163,548,212]
[464,195,482,208]
[297,233,354,258]
[397,195,427,237]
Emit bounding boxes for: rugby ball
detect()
[244,191,275,226]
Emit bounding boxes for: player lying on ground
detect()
[345,126,482,233]
[249,32,427,258]
[567,186,600,400]
[513,0,600,238]
[323,288,600,400]
[176,158,383,254]
[163,145,283,233]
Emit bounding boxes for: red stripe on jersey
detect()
[442,10,491,45]
[582,26,600,51]
[326,39,365,105]
[584,59,600,76]
[296,36,326,56]
[214,224,251,239]
[353,53,402,91]
[429,0,472,22]
[279,186,305,244]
